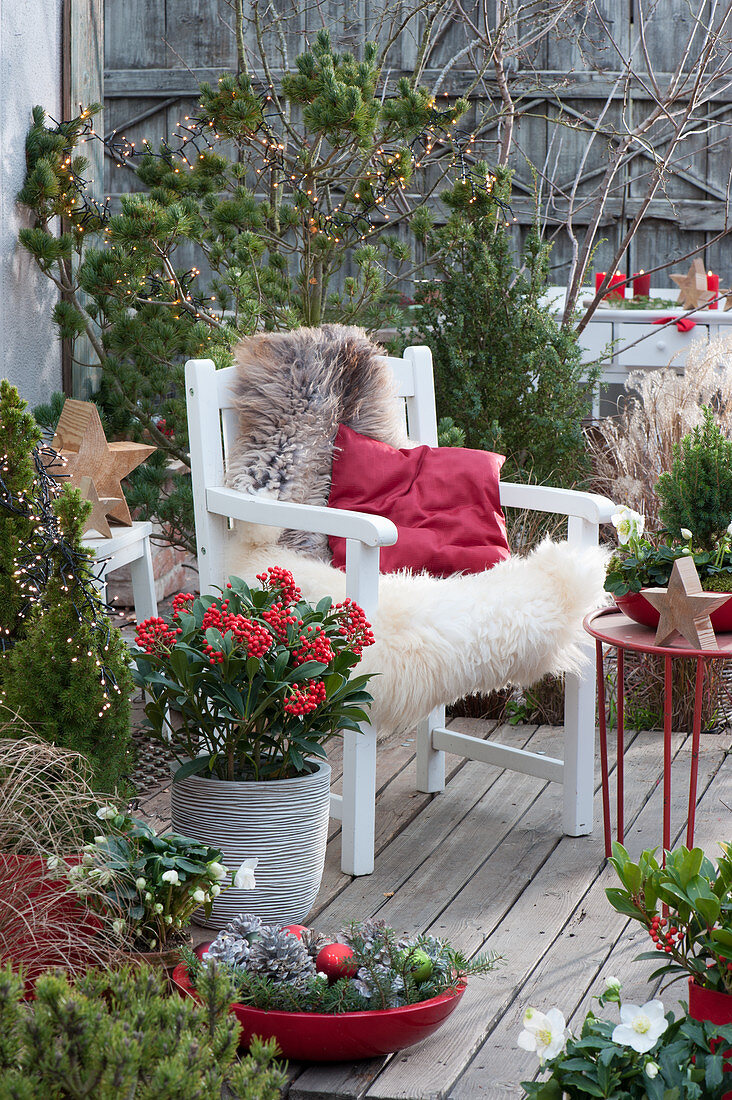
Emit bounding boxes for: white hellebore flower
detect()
[234,857,258,890]
[192,888,206,904]
[605,976,622,992]
[727,521,732,537]
[161,869,179,885]
[112,918,126,937]
[612,1000,668,1054]
[645,1061,660,1079]
[154,903,164,914]
[680,528,693,542]
[95,805,117,821]
[517,1006,569,1064]
[210,883,221,897]
[135,877,146,891]
[611,506,645,546]
[46,856,60,872]
[207,861,228,882]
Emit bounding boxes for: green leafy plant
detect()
[187,916,499,1013]
[17,31,470,554]
[53,805,246,951]
[518,981,732,1099]
[132,566,374,781]
[0,962,286,1099]
[0,383,133,792]
[411,165,596,486]
[606,842,732,994]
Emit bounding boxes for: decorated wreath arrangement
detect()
[182,917,498,1013]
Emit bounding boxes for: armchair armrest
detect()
[206,486,399,548]
[499,482,616,525]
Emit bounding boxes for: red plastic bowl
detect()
[172,961,466,1061]
[615,590,732,632]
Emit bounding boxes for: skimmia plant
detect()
[132,566,374,781]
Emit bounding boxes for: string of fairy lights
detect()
[54,74,513,259]
[0,439,122,716]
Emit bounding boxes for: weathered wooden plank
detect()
[361,729,692,1099]
[450,734,731,1099]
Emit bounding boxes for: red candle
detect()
[595,272,626,300]
[633,270,651,298]
[707,270,719,309]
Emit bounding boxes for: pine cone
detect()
[247,928,316,988]
[203,929,252,968]
[301,928,330,960]
[227,913,264,943]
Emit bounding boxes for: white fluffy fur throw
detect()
[226,326,607,734]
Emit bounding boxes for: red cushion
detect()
[328,425,510,576]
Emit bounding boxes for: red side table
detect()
[584,606,732,858]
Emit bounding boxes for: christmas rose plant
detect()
[56,805,255,951]
[132,567,375,782]
[606,841,732,994]
[518,979,732,1098]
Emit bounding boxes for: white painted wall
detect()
[0,0,63,410]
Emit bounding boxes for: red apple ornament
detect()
[316,942,358,982]
[281,924,309,940]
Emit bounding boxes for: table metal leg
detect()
[596,639,612,857]
[686,656,705,848]
[617,647,625,845]
[663,655,673,858]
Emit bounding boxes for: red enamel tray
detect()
[172,960,466,1061]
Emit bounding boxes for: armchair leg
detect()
[416,705,446,792]
[562,660,596,836]
[340,721,377,876]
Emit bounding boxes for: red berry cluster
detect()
[135,617,181,653]
[261,601,302,643]
[201,602,272,665]
[293,625,334,667]
[156,418,174,439]
[256,566,302,604]
[332,597,375,656]
[172,592,195,617]
[649,914,684,953]
[284,678,327,716]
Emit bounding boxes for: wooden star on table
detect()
[78,475,122,539]
[669,258,715,310]
[641,557,732,650]
[49,399,154,527]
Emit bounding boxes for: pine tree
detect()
[0,384,133,792]
[656,406,732,549]
[412,166,596,486]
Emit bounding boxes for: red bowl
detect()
[172,961,466,1061]
[615,591,732,632]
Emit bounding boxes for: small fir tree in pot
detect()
[0,383,133,792]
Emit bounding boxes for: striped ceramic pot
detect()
[171,760,331,929]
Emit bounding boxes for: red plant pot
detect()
[615,591,732,632]
[172,960,466,1061]
[688,978,732,1098]
[0,854,101,994]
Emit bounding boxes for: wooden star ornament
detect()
[641,557,732,650]
[669,258,715,310]
[78,475,122,539]
[49,399,154,528]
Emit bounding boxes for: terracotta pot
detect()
[615,591,732,632]
[172,959,466,1061]
[688,978,732,1098]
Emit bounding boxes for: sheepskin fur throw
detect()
[227,325,407,558]
[226,325,608,734]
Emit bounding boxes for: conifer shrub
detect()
[656,405,732,549]
[0,963,286,1099]
[0,383,133,792]
[412,166,596,487]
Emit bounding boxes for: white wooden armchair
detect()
[185,346,616,876]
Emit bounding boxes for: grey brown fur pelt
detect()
[226,325,407,558]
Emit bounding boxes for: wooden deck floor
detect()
[137,716,731,1100]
